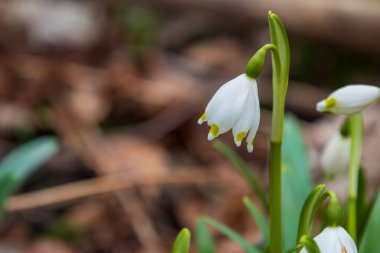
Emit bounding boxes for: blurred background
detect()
[0,0,380,252]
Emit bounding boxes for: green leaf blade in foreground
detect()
[203,216,262,253]
[357,167,368,242]
[172,228,191,253]
[0,136,59,216]
[196,219,216,253]
[213,140,268,210]
[359,190,380,253]
[281,115,312,250]
[0,136,59,182]
[243,197,269,242]
[268,11,290,90]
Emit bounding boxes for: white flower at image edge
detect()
[198,74,260,153]
[316,85,380,115]
[300,226,357,253]
[321,133,351,177]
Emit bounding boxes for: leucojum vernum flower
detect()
[173,11,380,253]
[198,43,274,153]
[316,84,380,115]
[197,73,260,152]
[321,131,351,178]
[300,227,357,253]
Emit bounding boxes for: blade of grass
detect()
[243,197,269,242]
[213,140,268,210]
[172,228,191,253]
[0,136,59,219]
[196,219,216,253]
[203,216,262,253]
[357,166,367,243]
[359,190,380,253]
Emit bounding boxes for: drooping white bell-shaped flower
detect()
[321,133,351,178]
[300,226,357,253]
[316,85,380,115]
[198,73,260,152]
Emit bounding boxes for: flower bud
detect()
[316,85,380,115]
[245,44,275,79]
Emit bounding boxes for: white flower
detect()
[316,85,380,115]
[321,133,351,178]
[198,74,260,152]
[300,226,357,253]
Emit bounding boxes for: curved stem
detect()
[347,113,363,242]
[296,185,328,243]
[299,236,321,253]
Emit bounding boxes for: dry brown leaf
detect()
[28,239,76,253]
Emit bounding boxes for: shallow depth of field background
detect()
[0,0,380,252]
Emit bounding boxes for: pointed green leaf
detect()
[0,136,59,218]
[268,11,290,91]
[203,216,262,253]
[359,190,380,253]
[0,136,59,182]
[357,166,368,242]
[196,219,216,253]
[243,197,269,242]
[172,228,191,253]
[213,140,268,210]
[281,115,312,250]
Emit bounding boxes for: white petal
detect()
[321,134,350,177]
[232,79,258,147]
[300,227,336,253]
[206,74,251,135]
[300,227,357,253]
[205,74,248,117]
[197,112,207,125]
[246,82,260,152]
[316,100,327,112]
[317,85,380,115]
[314,227,340,252]
[336,227,358,253]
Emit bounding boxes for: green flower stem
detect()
[268,11,290,253]
[269,141,282,253]
[347,113,364,242]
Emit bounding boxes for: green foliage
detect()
[213,140,268,210]
[299,235,320,253]
[196,219,216,253]
[212,115,312,252]
[0,136,59,218]
[268,11,290,128]
[172,228,191,253]
[281,115,312,250]
[203,216,261,253]
[243,197,269,242]
[297,185,327,243]
[357,167,368,242]
[359,190,380,253]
